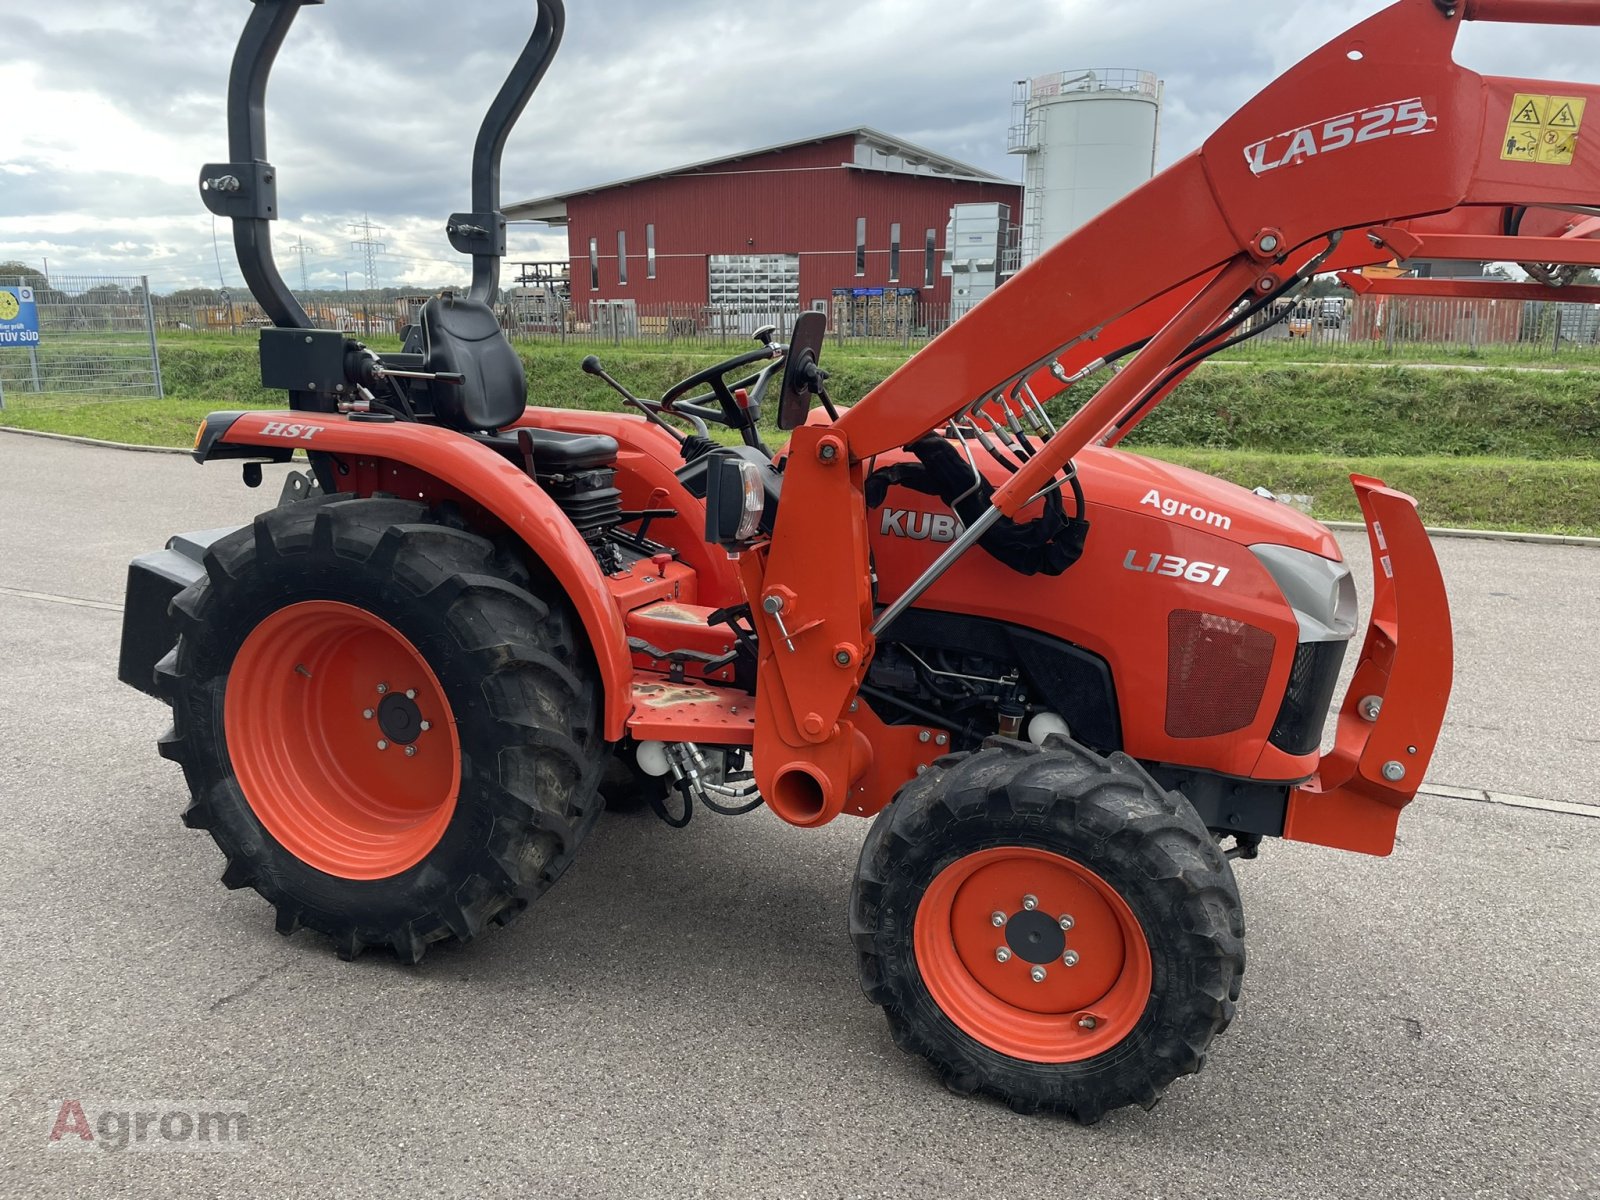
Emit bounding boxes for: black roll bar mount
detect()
[199,0,566,329]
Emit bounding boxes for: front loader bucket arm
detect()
[749,0,1600,826]
[839,0,1600,466]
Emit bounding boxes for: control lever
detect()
[582,354,687,443]
[370,365,465,385]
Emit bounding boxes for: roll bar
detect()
[200,0,566,327]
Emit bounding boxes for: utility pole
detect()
[348,215,386,336]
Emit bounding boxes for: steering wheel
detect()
[582,335,788,455]
[659,344,783,424]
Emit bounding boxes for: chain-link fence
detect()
[1227,294,1600,360]
[145,286,1600,361]
[151,294,961,350]
[0,274,164,406]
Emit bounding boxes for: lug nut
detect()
[1022,894,1037,911]
[405,689,416,699]
[405,745,417,757]
[362,708,374,720]
[990,911,1006,927]
[1059,914,1075,931]
[918,731,931,744]
[1063,950,1080,967]
[935,734,948,746]
[376,683,388,694]
[995,947,1012,963]
[1078,1015,1098,1030]
[1030,966,1047,983]
[419,720,431,732]
[376,740,388,751]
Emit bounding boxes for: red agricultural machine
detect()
[119,0,1600,1120]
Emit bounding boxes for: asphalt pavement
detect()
[1,433,1595,1199]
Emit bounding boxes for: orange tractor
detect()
[120,0,1600,1119]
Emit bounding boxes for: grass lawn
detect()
[3,332,1597,536]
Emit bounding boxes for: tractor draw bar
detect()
[200,0,567,327]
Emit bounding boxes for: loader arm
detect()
[746,0,1600,838]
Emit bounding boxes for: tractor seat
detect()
[474,427,620,474]
[419,294,527,433]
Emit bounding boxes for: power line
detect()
[210,215,229,290]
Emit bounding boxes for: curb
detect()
[3,424,1596,548]
[1420,783,1599,819]
[0,424,191,456]
[1323,519,1600,548]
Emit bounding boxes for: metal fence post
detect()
[141,276,165,398]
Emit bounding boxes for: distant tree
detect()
[165,287,225,303]
[0,261,46,287]
[0,261,67,305]
[1305,274,1354,299]
[80,283,132,304]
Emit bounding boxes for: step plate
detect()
[627,677,757,744]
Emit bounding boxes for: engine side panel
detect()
[868,446,1327,780]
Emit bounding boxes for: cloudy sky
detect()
[5,0,1600,295]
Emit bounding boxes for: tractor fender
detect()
[196,410,633,739]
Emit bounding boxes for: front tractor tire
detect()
[850,739,1245,1122]
[157,496,605,963]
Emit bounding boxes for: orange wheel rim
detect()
[914,846,1153,1063]
[223,600,460,880]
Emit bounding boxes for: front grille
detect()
[1269,639,1347,756]
[1165,610,1276,739]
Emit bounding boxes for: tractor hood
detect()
[1074,447,1342,560]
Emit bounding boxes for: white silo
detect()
[1008,69,1162,266]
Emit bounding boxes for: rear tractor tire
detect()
[156,496,606,963]
[850,738,1245,1122]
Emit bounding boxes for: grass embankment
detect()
[3,334,1598,535]
[1213,338,1600,368]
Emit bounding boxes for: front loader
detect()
[119,0,1600,1120]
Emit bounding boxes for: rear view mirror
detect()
[778,311,827,431]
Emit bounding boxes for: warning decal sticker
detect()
[1501,92,1586,166]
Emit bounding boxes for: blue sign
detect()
[0,286,40,346]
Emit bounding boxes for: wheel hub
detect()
[913,845,1154,1063]
[377,690,424,745]
[224,600,460,880]
[1004,908,1066,965]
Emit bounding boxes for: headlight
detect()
[1250,544,1357,643]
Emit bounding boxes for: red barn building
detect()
[505,128,1022,320]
